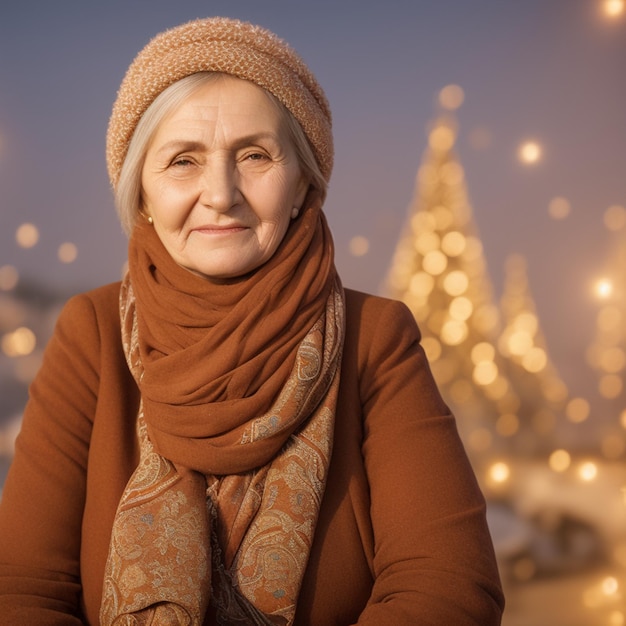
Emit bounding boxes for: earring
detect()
[147,215,154,225]
[140,211,153,225]
[291,207,300,219]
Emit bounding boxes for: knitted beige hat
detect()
[106,17,333,189]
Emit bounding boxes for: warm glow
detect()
[428,125,456,152]
[603,0,625,17]
[15,222,40,248]
[0,265,19,291]
[518,141,542,164]
[595,279,613,299]
[578,461,598,482]
[522,347,547,373]
[566,397,590,423]
[471,342,495,365]
[438,84,465,110]
[549,449,571,472]
[409,272,435,296]
[58,242,78,263]
[440,320,468,345]
[422,250,448,275]
[548,197,571,220]
[449,297,473,321]
[496,413,519,437]
[599,374,623,399]
[473,361,498,385]
[349,235,370,257]
[1,327,36,357]
[442,270,469,296]
[415,232,440,255]
[604,204,626,231]
[441,231,466,256]
[488,462,510,484]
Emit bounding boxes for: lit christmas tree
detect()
[384,88,570,463]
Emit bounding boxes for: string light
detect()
[438,84,465,110]
[15,223,39,248]
[595,279,614,299]
[603,0,625,17]
[518,141,542,164]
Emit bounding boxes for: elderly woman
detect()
[0,17,503,626]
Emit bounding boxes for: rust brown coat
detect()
[0,283,503,625]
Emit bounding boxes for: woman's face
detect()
[141,76,309,279]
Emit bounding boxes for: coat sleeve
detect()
[0,294,101,625]
[355,298,504,625]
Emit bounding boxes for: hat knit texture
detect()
[106,17,333,188]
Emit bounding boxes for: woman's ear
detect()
[294,178,311,210]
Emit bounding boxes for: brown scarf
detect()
[100,192,344,625]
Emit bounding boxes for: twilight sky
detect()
[0,0,625,407]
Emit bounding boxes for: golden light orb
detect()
[15,223,40,248]
[442,270,469,296]
[438,84,465,110]
[549,449,571,472]
[603,0,625,17]
[471,342,496,365]
[1,327,36,357]
[440,320,468,346]
[578,461,598,482]
[496,413,519,437]
[414,231,440,255]
[595,278,614,299]
[604,204,626,231]
[0,265,19,291]
[518,141,542,164]
[349,235,370,257]
[473,361,498,386]
[599,374,623,399]
[548,197,571,220]
[449,297,473,321]
[441,231,466,257]
[409,271,435,297]
[428,125,456,152]
[522,347,547,373]
[58,242,78,264]
[488,461,510,484]
[566,397,590,423]
[422,250,448,275]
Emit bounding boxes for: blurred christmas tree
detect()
[384,89,570,464]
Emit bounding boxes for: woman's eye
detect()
[171,157,193,167]
[246,152,268,162]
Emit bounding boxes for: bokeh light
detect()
[349,236,370,257]
[15,223,40,248]
[518,141,542,164]
[58,242,78,264]
[603,0,625,17]
[438,84,465,110]
[548,197,571,220]
[604,204,626,231]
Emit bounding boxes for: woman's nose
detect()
[198,160,241,211]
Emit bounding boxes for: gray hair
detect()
[115,72,326,234]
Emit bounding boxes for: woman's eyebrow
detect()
[154,132,282,156]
